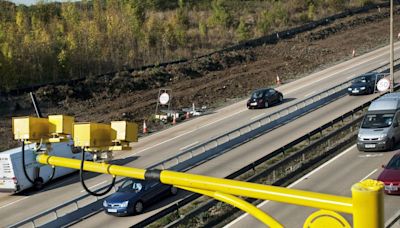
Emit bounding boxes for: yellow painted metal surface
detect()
[37,154,352,214]
[178,185,283,228]
[352,179,384,228]
[48,115,74,135]
[73,122,112,148]
[303,210,351,228]
[12,116,49,141]
[37,154,145,179]
[160,170,353,214]
[111,121,138,142]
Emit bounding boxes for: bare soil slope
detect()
[1,7,399,150]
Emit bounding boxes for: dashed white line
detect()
[180,141,199,151]
[224,144,356,227]
[360,168,378,181]
[0,196,29,209]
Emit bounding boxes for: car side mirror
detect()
[117,186,121,191]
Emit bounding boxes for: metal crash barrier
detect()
[11,115,385,228]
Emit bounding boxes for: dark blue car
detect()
[103,178,178,216]
[347,72,384,95]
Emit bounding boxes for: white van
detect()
[0,141,87,193]
[357,93,400,151]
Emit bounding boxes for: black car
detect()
[247,88,283,109]
[103,178,178,216]
[347,72,384,95]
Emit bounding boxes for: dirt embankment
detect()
[1,7,399,151]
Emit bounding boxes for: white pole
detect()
[390,0,394,92]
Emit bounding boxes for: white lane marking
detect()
[360,168,378,181]
[224,144,356,227]
[251,113,265,120]
[80,180,107,192]
[180,141,199,151]
[385,209,400,227]
[0,196,29,209]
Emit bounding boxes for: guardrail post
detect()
[352,179,384,228]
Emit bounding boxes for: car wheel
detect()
[134,201,144,214]
[264,101,269,108]
[170,186,178,195]
[388,138,395,151]
[278,94,283,103]
[33,177,44,190]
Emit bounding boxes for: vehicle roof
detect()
[253,88,272,92]
[368,93,400,111]
[353,72,382,80]
[0,143,35,156]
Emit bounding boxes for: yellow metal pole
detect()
[177,185,283,228]
[160,170,353,214]
[351,179,384,228]
[37,154,352,214]
[37,154,145,180]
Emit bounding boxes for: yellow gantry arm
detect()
[177,185,283,228]
[37,154,145,180]
[37,154,385,227]
[37,154,352,213]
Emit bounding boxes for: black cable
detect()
[21,141,34,184]
[22,141,57,189]
[79,149,116,196]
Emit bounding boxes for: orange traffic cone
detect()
[276,75,281,85]
[186,112,190,119]
[172,114,176,125]
[143,120,147,134]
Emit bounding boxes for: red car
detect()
[378,152,400,195]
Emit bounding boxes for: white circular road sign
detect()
[159,92,170,105]
[377,78,390,92]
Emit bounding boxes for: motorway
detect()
[225,145,400,228]
[1,43,400,227]
[69,69,400,225]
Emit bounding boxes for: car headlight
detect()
[103,200,108,207]
[360,87,366,90]
[378,134,387,141]
[348,88,352,91]
[121,201,129,208]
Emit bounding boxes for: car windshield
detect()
[353,77,368,83]
[361,114,394,128]
[251,90,264,99]
[119,179,143,193]
[386,156,400,169]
